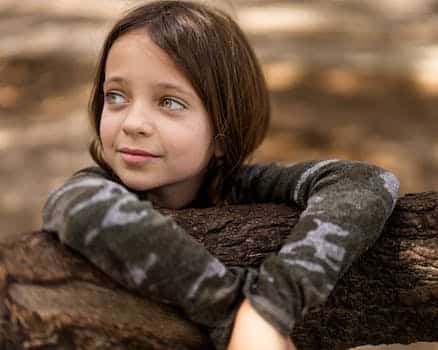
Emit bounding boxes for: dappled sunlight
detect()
[261,48,438,98]
[0,85,18,109]
[363,0,437,18]
[412,46,438,95]
[0,129,15,150]
[0,20,104,58]
[0,111,91,150]
[320,68,364,96]
[0,56,93,118]
[238,0,438,104]
[0,1,437,348]
[0,0,133,19]
[238,5,330,34]
[263,62,305,91]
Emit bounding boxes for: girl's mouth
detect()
[119,147,160,164]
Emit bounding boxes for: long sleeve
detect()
[230,159,399,336]
[42,166,245,350]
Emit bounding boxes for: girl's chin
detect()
[117,174,154,192]
[124,181,154,192]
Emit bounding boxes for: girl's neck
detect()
[145,171,207,209]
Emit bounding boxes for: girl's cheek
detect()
[99,116,115,149]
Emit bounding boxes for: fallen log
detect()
[0,192,437,349]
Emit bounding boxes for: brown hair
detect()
[88,0,270,204]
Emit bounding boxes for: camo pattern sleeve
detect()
[41,166,246,349]
[230,159,399,337]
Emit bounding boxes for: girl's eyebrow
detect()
[103,77,197,101]
[154,82,197,101]
[103,76,128,87]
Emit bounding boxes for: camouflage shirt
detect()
[42,160,399,349]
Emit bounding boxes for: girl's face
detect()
[100,31,219,209]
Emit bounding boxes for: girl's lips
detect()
[120,152,157,164]
[119,147,159,157]
[119,148,160,164]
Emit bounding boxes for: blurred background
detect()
[0,0,437,349]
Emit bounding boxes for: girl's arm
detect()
[42,166,245,350]
[227,299,296,350]
[230,159,399,337]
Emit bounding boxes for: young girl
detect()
[42,1,400,349]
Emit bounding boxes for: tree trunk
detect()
[0,192,437,350]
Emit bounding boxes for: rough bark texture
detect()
[0,192,437,349]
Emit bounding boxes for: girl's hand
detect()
[227,298,297,350]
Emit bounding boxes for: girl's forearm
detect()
[227,299,297,350]
[231,160,399,337]
[42,167,246,349]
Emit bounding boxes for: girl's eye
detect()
[160,97,186,111]
[104,92,127,105]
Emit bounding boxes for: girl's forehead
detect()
[108,31,171,68]
[104,30,204,106]
[105,31,191,87]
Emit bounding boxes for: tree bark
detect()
[0,192,437,350]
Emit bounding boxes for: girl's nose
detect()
[121,107,154,136]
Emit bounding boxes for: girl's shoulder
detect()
[72,165,116,181]
[71,166,151,201]
[70,165,128,188]
[230,159,399,206]
[236,159,398,179]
